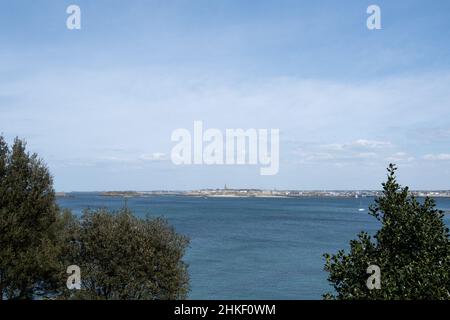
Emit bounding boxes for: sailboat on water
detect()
[356,194,365,212]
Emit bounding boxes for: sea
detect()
[57,194,450,300]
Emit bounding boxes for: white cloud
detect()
[96,152,168,164]
[2,68,450,189]
[423,153,450,161]
[355,152,378,159]
[295,139,394,164]
[350,139,392,149]
[386,152,414,163]
[51,152,168,168]
[139,152,167,161]
[321,140,392,152]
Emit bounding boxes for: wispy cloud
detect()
[321,139,393,152]
[294,139,395,164]
[386,152,414,163]
[2,67,450,189]
[423,153,450,161]
[139,152,167,161]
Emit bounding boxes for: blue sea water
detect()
[57,194,450,300]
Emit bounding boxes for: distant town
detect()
[56,186,450,199]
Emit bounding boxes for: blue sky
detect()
[1,0,450,191]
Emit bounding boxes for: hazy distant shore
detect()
[55,189,450,199]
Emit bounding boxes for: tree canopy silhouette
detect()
[324,164,450,299]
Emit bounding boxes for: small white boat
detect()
[357,195,365,211]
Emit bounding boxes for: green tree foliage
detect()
[59,208,190,300]
[0,135,190,300]
[324,164,450,299]
[0,136,60,299]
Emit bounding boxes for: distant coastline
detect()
[56,189,450,199]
